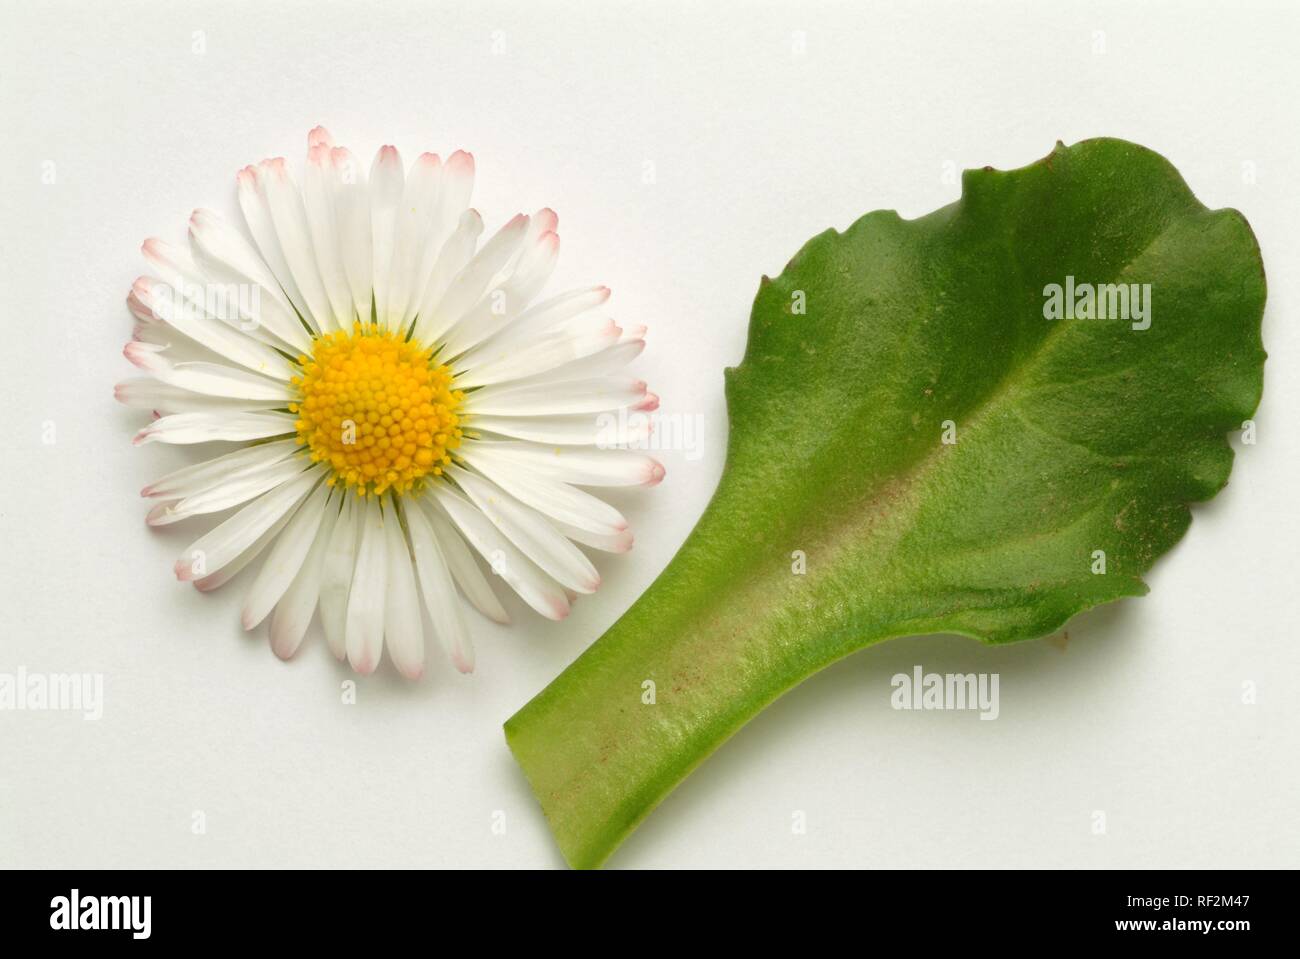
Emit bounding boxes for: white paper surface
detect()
[1,0,1296,868]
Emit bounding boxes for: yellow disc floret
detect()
[291,322,463,496]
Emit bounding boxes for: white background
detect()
[2,0,1297,868]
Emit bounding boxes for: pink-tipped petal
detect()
[329,147,353,171]
[450,647,474,675]
[446,149,475,176]
[123,340,164,371]
[146,501,182,526]
[533,207,558,234]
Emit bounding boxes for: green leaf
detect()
[504,138,1266,868]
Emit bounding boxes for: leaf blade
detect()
[505,138,1266,867]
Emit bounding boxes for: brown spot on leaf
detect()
[1045,630,1070,652]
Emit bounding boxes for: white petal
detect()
[438,229,559,358]
[259,157,333,332]
[389,151,443,329]
[420,500,509,625]
[139,441,295,500]
[457,308,620,376]
[480,284,611,354]
[133,411,297,446]
[175,467,323,581]
[431,151,475,250]
[123,342,292,401]
[192,495,301,593]
[242,481,331,628]
[404,499,476,670]
[467,410,652,446]
[114,378,286,415]
[401,151,476,325]
[455,321,627,388]
[456,449,626,534]
[269,490,340,660]
[345,495,388,674]
[465,376,646,417]
[186,210,295,315]
[237,164,315,329]
[400,151,478,335]
[421,213,529,345]
[147,455,311,526]
[452,467,599,593]
[507,207,557,265]
[140,439,297,498]
[138,236,199,290]
[382,504,426,679]
[465,441,664,487]
[426,487,570,620]
[303,144,355,330]
[129,320,223,365]
[500,338,646,390]
[368,145,405,330]
[552,518,634,553]
[330,147,373,323]
[187,208,313,353]
[318,493,360,660]
[131,268,295,379]
[410,209,483,345]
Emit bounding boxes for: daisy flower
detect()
[117,126,663,679]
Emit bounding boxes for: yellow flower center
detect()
[291,322,463,496]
